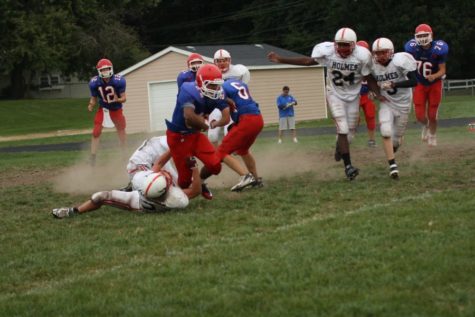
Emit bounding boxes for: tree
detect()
[0,0,153,98]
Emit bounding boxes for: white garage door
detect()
[149,81,178,132]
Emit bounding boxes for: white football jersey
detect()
[127,136,178,182]
[223,64,250,84]
[371,52,417,112]
[311,42,372,102]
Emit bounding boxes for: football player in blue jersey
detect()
[176,53,204,88]
[405,24,449,146]
[88,58,127,165]
[217,79,263,191]
[166,64,250,199]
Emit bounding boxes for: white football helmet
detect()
[214,49,231,72]
[372,37,394,65]
[415,24,433,46]
[141,171,172,199]
[334,27,357,58]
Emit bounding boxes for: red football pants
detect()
[413,80,442,124]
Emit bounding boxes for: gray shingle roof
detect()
[174,44,306,66]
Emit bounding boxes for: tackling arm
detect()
[152,150,172,173]
[182,157,201,199]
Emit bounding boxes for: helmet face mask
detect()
[187,53,204,72]
[213,49,231,72]
[96,59,114,78]
[415,24,433,46]
[334,27,357,58]
[196,64,224,99]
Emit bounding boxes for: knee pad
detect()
[334,116,349,134]
[380,122,392,138]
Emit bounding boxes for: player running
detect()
[268,27,384,180]
[371,38,418,179]
[405,24,449,146]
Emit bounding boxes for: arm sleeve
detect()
[394,70,418,88]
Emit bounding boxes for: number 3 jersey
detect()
[404,39,449,86]
[89,74,126,110]
[371,52,417,112]
[311,42,372,102]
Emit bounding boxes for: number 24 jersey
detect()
[311,42,372,102]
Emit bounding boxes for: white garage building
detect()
[119,44,326,134]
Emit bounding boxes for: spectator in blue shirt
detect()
[276,86,298,143]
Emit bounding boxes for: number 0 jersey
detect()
[311,42,372,102]
[89,74,126,110]
[371,52,417,112]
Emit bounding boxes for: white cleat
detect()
[231,173,256,192]
[427,133,437,146]
[52,207,73,219]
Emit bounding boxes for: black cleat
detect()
[201,183,213,200]
[251,177,264,188]
[389,164,399,180]
[345,165,359,181]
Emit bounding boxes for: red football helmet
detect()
[196,64,224,99]
[187,53,204,72]
[334,27,357,58]
[356,40,370,50]
[415,24,433,46]
[96,58,113,78]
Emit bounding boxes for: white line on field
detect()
[0,191,438,301]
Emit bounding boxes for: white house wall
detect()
[123,51,326,134]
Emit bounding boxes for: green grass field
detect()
[1,110,475,315]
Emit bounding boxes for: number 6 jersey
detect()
[311,42,372,102]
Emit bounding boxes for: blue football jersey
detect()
[177,70,196,88]
[404,39,449,86]
[166,82,228,133]
[222,79,260,122]
[89,74,126,110]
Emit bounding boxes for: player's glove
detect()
[186,156,198,169]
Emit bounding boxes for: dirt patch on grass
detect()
[0,168,61,189]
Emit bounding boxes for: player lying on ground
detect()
[52,157,201,218]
